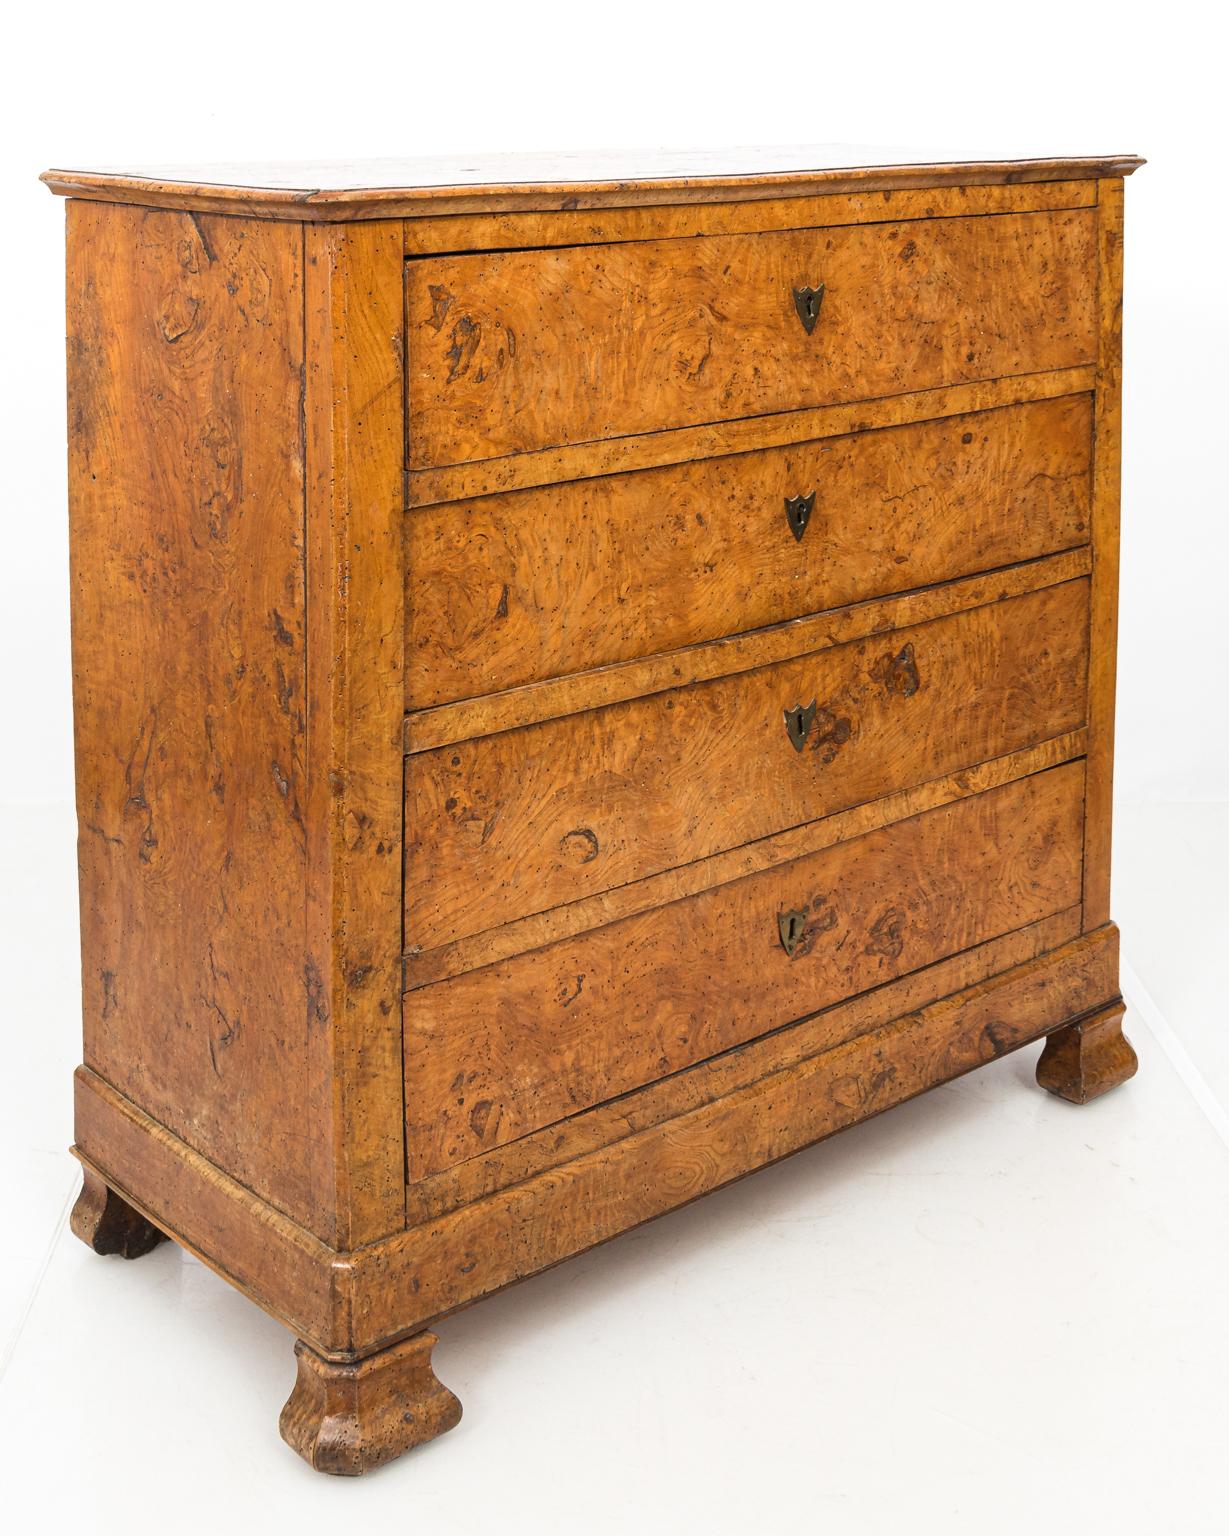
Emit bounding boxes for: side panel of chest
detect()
[66,202,315,1227]
[66,206,410,1248]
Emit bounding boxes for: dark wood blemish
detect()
[559,827,600,864]
[186,210,217,266]
[982,1018,1016,1054]
[427,283,454,332]
[122,708,159,864]
[556,973,585,1008]
[865,906,907,961]
[157,290,200,344]
[205,999,241,1077]
[444,316,480,383]
[871,641,921,698]
[468,1099,500,1140]
[809,706,853,764]
[304,960,328,1029]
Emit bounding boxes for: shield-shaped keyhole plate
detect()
[784,698,818,752]
[778,908,808,958]
[784,491,816,543]
[793,283,825,335]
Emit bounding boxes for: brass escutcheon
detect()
[792,283,825,335]
[784,490,816,542]
[783,699,818,752]
[778,908,808,958]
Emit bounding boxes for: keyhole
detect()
[793,284,825,335]
[784,698,818,752]
[785,490,816,542]
[778,907,809,957]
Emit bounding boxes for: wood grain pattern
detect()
[405,762,1086,1177]
[65,202,317,1227]
[65,205,410,1251]
[406,367,1097,509]
[406,545,1091,753]
[406,580,1089,951]
[73,922,1120,1357]
[408,394,1092,707]
[403,180,1098,255]
[42,148,1143,221]
[407,210,1097,469]
[407,731,1086,988]
[405,905,1084,1222]
[280,1333,462,1475]
[1082,179,1125,928]
[302,222,408,1248]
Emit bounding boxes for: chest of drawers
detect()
[43,146,1143,1474]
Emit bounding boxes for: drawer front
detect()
[406,209,1096,469]
[405,579,1088,952]
[408,395,1091,708]
[405,762,1085,1178]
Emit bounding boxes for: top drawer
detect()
[406,209,1096,470]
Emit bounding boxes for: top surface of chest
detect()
[42,144,1143,216]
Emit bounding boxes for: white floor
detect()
[1,801,1226,1534]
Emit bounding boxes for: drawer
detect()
[405,578,1088,952]
[405,761,1085,1177]
[408,394,1092,708]
[406,209,1096,470]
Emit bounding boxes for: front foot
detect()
[280,1331,462,1475]
[70,1168,167,1258]
[1036,1002,1138,1104]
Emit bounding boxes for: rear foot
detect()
[1036,1002,1138,1104]
[70,1168,167,1258]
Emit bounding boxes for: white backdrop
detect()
[1,0,1224,806]
[1,5,1226,1529]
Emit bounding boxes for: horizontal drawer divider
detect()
[404,546,1091,754]
[402,729,1086,989]
[403,180,1098,258]
[407,368,1095,509]
[403,905,1090,1222]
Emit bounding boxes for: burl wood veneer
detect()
[44,146,1143,1474]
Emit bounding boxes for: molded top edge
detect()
[41,145,1145,221]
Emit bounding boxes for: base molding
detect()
[74,923,1122,1360]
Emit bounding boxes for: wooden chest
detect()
[43,146,1144,1474]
